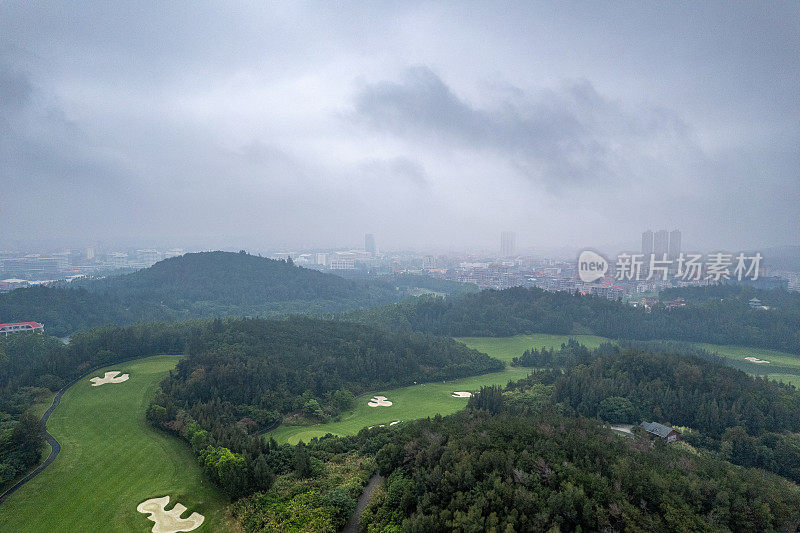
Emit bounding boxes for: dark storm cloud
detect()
[353,67,701,191]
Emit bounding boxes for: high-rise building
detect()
[501,231,515,257]
[668,229,681,259]
[641,230,654,255]
[653,230,669,257]
[364,233,376,255]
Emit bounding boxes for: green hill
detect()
[0,251,401,336]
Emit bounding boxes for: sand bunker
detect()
[452,391,473,398]
[89,371,129,386]
[368,395,392,407]
[745,357,770,364]
[137,496,204,533]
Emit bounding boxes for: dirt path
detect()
[342,474,384,533]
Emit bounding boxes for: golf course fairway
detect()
[269,334,609,445]
[0,354,231,533]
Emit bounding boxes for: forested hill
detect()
[0,251,403,336]
[345,286,800,353]
[146,317,503,496]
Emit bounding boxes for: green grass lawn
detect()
[268,334,609,445]
[0,354,231,533]
[694,343,800,388]
[454,334,611,364]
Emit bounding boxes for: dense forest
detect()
[0,251,464,336]
[355,406,800,532]
[345,286,800,353]
[146,317,502,497]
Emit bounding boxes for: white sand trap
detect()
[389,420,400,426]
[452,391,473,398]
[368,395,392,407]
[745,357,770,364]
[89,370,129,386]
[137,496,204,533]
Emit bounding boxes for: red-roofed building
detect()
[0,322,44,336]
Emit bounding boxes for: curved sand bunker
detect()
[368,395,392,407]
[452,391,473,398]
[745,357,770,364]
[89,371,129,386]
[137,496,204,533]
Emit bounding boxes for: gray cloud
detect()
[353,67,705,192]
[0,3,797,251]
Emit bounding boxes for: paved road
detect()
[342,474,384,533]
[0,387,66,504]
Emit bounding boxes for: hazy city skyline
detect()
[1,3,798,251]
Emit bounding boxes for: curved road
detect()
[0,386,67,504]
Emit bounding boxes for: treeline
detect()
[147,317,503,497]
[661,283,800,313]
[345,286,800,353]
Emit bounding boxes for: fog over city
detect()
[1,2,798,252]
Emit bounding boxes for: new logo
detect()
[578,250,608,283]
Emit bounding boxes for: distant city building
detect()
[136,249,162,267]
[1,256,60,280]
[365,234,377,255]
[109,252,128,269]
[315,253,327,266]
[653,230,669,257]
[163,249,185,259]
[422,255,436,269]
[668,229,681,259]
[501,231,516,257]
[0,321,44,336]
[329,258,356,270]
[641,230,654,255]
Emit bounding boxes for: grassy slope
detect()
[0,355,231,533]
[268,334,608,445]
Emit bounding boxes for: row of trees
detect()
[347,286,800,353]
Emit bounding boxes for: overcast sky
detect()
[1,2,798,252]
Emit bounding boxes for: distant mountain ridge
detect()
[0,251,401,336]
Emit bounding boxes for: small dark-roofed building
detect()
[640,421,679,442]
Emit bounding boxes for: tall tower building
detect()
[364,233,376,255]
[500,231,516,257]
[653,230,669,257]
[641,230,654,256]
[668,229,681,259]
